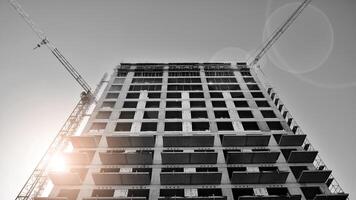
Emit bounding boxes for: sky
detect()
[0,0,355,199]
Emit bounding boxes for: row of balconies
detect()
[48,165,332,186]
[34,186,349,200]
[68,134,307,149]
[62,148,318,165]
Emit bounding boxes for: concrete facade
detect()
[39,63,348,200]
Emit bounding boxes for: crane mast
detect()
[9,0,92,98]
[248,0,312,67]
[9,1,98,199]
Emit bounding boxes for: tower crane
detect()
[9,1,102,200]
[9,0,93,102]
[248,0,312,67]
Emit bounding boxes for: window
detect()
[212,101,226,108]
[259,166,278,172]
[261,110,276,118]
[161,167,184,172]
[167,84,203,91]
[198,189,222,197]
[132,78,162,83]
[196,167,218,172]
[160,189,184,198]
[214,110,230,119]
[247,84,260,90]
[168,71,200,76]
[141,122,157,131]
[191,111,208,119]
[143,111,159,119]
[217,122,234,131]
[244,77,255,83]
[123,101,137,108]
[232,188,254,200]
[101,101,115,108]
[240,71,251,76]
[205,71,234,76]
[119,111,135,119]
[210,92,223,98]
[117,71,128,77]
[146,101,160,108]
[166,101,181,108]
[237,110,254,118]
[127,189,150,199]
[230,92,244,98]
[92,189,114,197]
[241,122,260,130]
[109,85,122,91]
[256,100,270,107]
[206,77,237,83]
[96,111,111,119]
[168,78,201,83]
[251,92,264,98]
[90,123,107,130]
[129,85,161,91]
[115,122,132,132]
[190,101,205,108]
[148,93,161,99]
[267,121,284,130]
[113,78,125,84]
[167,92,181,98]
[192,122,210,131]
[234,100,249,107]
[189,92,204,98]
[166,111,182,119]
[164,122,182,131]
[208,84,240,90]
[126,93,140,99]
[106,93,119,99]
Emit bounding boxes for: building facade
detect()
[39,63,348,200]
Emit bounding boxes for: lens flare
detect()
[49,154,67,172]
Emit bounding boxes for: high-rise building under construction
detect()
[31,62,348,200]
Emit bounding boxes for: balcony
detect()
[48,172,82,185]
[160,169,222,185]
[229,167,289,184]
[63,151,93,165]
[281,149,318,163]
[290,166,331,183]
[221,134,270,147]
[313,194,349,200]
[99,151,153,165]
[159,188,226,200]
[161,152,217,164]
[232,188,301,200]
[237,195,301,200]
[225,150,280,164]
[106,135,155,148]
[92,168,151,185]
[163,135,214,147]
[273,134,306,146]
[68,135,102,148]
